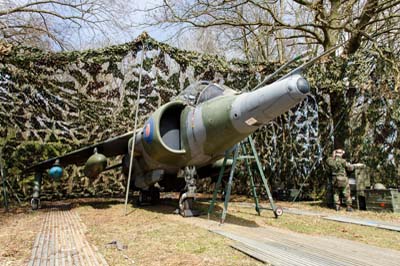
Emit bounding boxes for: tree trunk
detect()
[345,0,379,55]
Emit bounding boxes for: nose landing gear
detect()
[178,166,200,217]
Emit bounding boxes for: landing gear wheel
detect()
[31,198,40,210]
[274,206,283,217]
[182,198,193,212]
[137,190,158,206]
[136,191,145,206]
[179,197,199,217]
[150,189,160,204]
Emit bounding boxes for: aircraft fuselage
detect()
[129,74,309,190]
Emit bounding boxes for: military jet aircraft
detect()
[26,73,310,215]
[26,69,310,215]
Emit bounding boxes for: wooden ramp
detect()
[174,215,400,266]
[209,225,400,266]
[323,216,400,232]
[28,205,108,266]
[234,202,400,232]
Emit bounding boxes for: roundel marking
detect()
[145,123,151,136]
[144,118,154,144]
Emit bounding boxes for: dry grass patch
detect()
[75,199,262,266]
[1,197,399,266]
[280,200,400,223]
[0,206,43,266]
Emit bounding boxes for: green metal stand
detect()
[208,151,229,217]
[208,136,283,223]
[221,144,240,223]
[241,142,260,215]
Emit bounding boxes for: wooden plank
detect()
[231,242,270,264]
[213,230,360,266]
[235,203,400,232]
[209,225,400,266]
[323,216,400,232]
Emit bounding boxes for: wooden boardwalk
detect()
[176,216,400,266]
[28,205,108,266]
[213,227,400,266]
[233,202,400,232]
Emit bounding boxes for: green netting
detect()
[0,33,399,201]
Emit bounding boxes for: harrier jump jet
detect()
[26,70,310,215]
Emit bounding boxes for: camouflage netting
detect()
[0,32,399,202]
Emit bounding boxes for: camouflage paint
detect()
[132,75,309,189]
[3,32,398,200]
[180,107,192,160]
[201,95,247,156]
[185,105,213,166]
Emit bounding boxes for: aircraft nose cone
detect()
[297,77,310,94]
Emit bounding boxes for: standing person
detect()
[326,149,364,211]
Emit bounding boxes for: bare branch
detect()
[0,0,135,50]
[148,0,399,58]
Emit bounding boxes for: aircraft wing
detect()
[26,131,135,173]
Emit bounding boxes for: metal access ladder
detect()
[208,135,283,223]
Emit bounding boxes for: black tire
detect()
[136,191,144,206]
[183,198,193,210]
[151,189,160,204]
[274,206,283,217]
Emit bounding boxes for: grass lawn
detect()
[0,207,42,266]
[1,196,399,265]
[75,198,262,266]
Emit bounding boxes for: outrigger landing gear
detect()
[179,166,200,217]
[31,198,40,210]
[31,172,42,210]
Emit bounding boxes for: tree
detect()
[176,27,223,54]
[0,0,133,50]
[149,0,400,61]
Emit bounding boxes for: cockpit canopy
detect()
[177,81,237,106]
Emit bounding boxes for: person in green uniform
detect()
[327,149,364,211]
